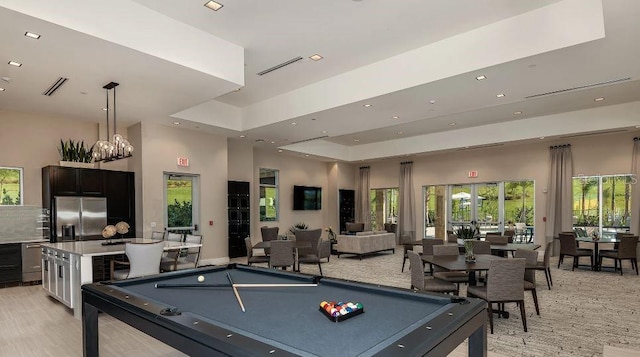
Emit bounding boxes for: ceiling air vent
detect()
[42,77,68,96]
[290,135,329,145]
[456,143,504,151]
[257,56,303,76]
[560,129,628,139]
[525,77,631,99]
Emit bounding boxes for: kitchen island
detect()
[41,238,202,318]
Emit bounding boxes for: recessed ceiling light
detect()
[354,139,360,142]
[80,91,88,95]
[305,154,310,157]
[539,137,545,140]
[309,54,323,61]
[392,116,399,119]
[24,32,41,39]
[322,130,327,134]
[204,1,223,11]
[311,118,316,121]
[513,111,522,115]
[0,88,5,92]
[239,134,246,138]
[397,131,404,135]
[476,75,486,81]
[635,126,640,129]
[278,149,283,153]
[496,93,505,98]
[429,100,436,104]
[363,104,372,108]
[291,122,297,125]
[8,61,22,67]
[270,141,275,144]
[102,108,109,111]
[173,121,180,125]
[448,122,456,126]
[594,97,605,102]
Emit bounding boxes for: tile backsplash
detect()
[0,206,49,242]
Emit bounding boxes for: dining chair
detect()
[514,249,540,315]
[161,234,202,272]
[110,241,165,280]
[558,232,593,270]
[260,226,279,255]
[467,258,527,334]
[245,237,270,267]
[421,239,444,275]
[296,230,324,275]
[472,241,491,255]
[446,233,458,243]
[531,241,553,289]
[514,223,527,242]
[598,235,639,275]
[269,240,295,270]
[503,229,516,243]
[485,234,508,245]
[407,251,458,295]
[162,232,184,266]
[432,245,468,289]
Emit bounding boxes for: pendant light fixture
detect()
[93,82,133,162]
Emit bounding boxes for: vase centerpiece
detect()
[455,226,477,262]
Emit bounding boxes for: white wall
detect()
[135,122,228,263]
[0,110,99,205]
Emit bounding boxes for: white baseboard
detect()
[198,257,230,267]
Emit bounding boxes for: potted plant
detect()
[288,222,308,235]
[58,139,95,168]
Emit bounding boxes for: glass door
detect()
[164,173,200,234]
[424,185,446,238]
[450,185,472,230]
[370,188,398,231]
[476,183,500,234]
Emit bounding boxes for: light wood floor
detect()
[0,283,506,357]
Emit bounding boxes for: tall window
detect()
[370,188,398,231]
[0,167,22,206]
[259,168,278,222]
[424,185,446,238]
[504,180,535,225]
[164,173,199,233]
[572,175,632,237]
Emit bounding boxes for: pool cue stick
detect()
[227,272,246,312]
[155,283,318,289]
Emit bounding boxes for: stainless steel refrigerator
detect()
[53,196,107,241]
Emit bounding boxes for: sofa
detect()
[334,231,396,259]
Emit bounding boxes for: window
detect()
[0,167,23,205]
[572,175,632,237]
[164,173,199,233]
[504,180,535,225]
[370,188,398,231]
[259,168,278,221]
[423,185,446,238]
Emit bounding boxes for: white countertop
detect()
[41,238,201,257]
[0,238,49,245]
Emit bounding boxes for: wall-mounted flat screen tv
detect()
[293,185,322,210]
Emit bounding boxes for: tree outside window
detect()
[0,167,22,206]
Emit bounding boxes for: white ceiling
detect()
[1,0,639,162]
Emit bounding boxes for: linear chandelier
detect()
[93,82,133,162]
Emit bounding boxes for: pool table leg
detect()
[468,320,488,357]
[82,300,99,357]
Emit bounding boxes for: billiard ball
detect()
[197,275,205,283]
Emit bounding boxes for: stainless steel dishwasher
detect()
[21,242,43,282]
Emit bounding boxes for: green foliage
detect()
[289,222,309,234]
[58,139,94,163]
[1,188,16,205]
[167,199,192,227]
[455,226,476,240]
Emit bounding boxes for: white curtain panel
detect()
[631,138,640,234]
[398,161,415,244]
[545,145,573,246]
[355,166,371,230]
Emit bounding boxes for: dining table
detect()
[421,254,503,286]
[575,236,620,271]
[253,240,312,271]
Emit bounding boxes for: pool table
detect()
[82,264,487,356]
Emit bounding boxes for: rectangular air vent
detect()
[289,135,329,145]
[455,143,504,151]
[42,77,68,96]
[560,129,628,139]
[525,77,630,99]
[257,56,303,76]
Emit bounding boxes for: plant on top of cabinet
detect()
[58,139,95,168]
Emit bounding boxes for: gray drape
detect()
[631,138,640,234]
[355,166,371,230]
[398,161,415,244]
[545,145,573,248]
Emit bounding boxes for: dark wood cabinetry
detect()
[42,166,135,242]
[0,244,21,284]
[228,181,249,258]
[339,189,355,233]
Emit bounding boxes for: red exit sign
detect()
[177,157,189,167]
[468,171,478,178]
